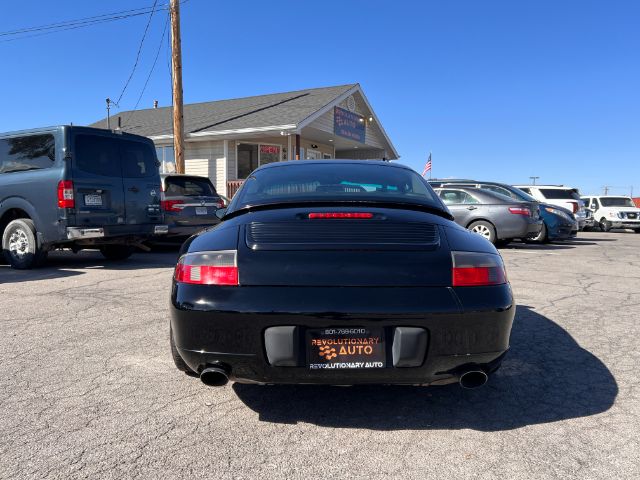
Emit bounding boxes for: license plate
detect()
[195,207,208,215]
[307,327,385,370]
[84,194,102,206]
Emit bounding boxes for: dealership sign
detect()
[334,106,365,143]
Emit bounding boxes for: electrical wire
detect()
[125,13,170,126]
[0,5,165,37]
[114,0,160,107]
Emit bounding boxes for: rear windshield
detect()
[74,134,157,178]
[600,197,635,207]
[164,176,215,197]
[539,188,580,200]
[230,163,443,211]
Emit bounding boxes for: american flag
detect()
[422,153,432,177]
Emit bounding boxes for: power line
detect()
[0,5,164,37]
[125,13,171,125]
[114,0,161,107]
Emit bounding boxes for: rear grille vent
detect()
[246,222,439,251]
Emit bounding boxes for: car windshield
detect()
[600,197,635,207]
[165,176,215,197]
[539,188,580,200]
[230,163,444,212]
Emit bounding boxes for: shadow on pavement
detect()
[0,249,178,284]
[233,305,617,431]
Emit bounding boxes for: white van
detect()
[581,196,640,232]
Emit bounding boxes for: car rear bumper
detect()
[170,284,515,385]
[165,223,217,239]
[498,217,543,240]
[66,223,166,241]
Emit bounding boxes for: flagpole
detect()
[429,151,432,180]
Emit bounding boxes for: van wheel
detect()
[468,221,496,244]
[170,327,194,374]
[2,219,47,269]
[600,218,612,232]
[99,245,135,260]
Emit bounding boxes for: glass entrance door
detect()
[237,143,258,179]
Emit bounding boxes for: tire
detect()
[170,327,193,373]
[530,223,549,243]
[599,218,612,232]
[99,245,135,260]
[634,228,640,234]
[494,239,511,248]
[468,220,496,244]
[2,219,48,269]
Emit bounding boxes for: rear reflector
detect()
[57,180,75,208]
[308,212,374,219]
[452,251,507,287]
[508,207,531,216]
[174,250,238,285]
[161,199,185,212]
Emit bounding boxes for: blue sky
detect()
[1,0,638,196]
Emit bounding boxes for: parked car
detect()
[160,174,223,242]
[429,179,576,243]
[0,126,167,269]
[431,187,542,245]
[170,160,515,389]
[581,195,640,232]
[513,185,588,230]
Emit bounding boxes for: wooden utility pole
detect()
[170,0,185,173]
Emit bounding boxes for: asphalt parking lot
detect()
[1,231,639,479]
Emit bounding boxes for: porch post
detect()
[295,134,301,160]
[222,140,229,197]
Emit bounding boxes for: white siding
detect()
[184,158,209,177]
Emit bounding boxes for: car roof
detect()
[254,159,411,172]
[434,186,521,203]
[514,185,577,190]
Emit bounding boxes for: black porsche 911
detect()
[170,160,515,389]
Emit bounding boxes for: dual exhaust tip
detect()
[199,364,488,389]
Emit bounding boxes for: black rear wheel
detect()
[99,245,135,260]
[2,219,48,269]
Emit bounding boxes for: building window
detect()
[155,146,176,173]
[237,143,281,179]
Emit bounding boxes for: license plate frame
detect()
[84,194,103,206]
[307,327,385,370]
[195,206,208,215]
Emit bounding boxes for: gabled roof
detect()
[91,84,356,137]
[89,84,399,159]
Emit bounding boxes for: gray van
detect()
[0,126,167,269]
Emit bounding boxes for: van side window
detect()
[121,141,158,178]
[0,134,55,173]
[74,134,121,177]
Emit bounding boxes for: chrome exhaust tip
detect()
[459,369,488,389]
[200,365,229,387]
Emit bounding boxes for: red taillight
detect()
[508,207,531,216]
[570,201,578,213]
[161,199,184,212]
[57,180,75,208]
[452,251,507,287]
[216,199,225,209]
[174,250,238,286]
[308,212,374,219]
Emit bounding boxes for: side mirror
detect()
[215,207,227,220]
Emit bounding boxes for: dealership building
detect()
[91,84,398,197]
